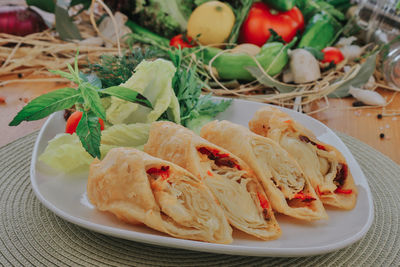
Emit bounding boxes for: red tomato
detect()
[239,2,304,46]
[169,34,196,49]
[321,47,345,64]
[65,111,105,134]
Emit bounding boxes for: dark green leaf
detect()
[55,3,82,41]
[329,52,378,98]
[9,88,80,126]
[70,0,91,9]
[89,47,167,88]
[79,83,106,120]
[303,47,325,60]
[196,94,232,117]
[26,0,56,13]
[75,110,102,158]
[100,86,153,109]
[246,66,296,93]
[79,72,102,88]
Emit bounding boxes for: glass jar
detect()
[355,0,400,88]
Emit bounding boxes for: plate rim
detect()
[30,98,374,257]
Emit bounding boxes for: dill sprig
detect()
[89,47,168,88]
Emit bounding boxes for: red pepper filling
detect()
[292,191,316,202]
[333,163,353,194]
[257,192,269,209]
[146,166,170,180]
[334,187,353,194]
[299,135,326,151]
[197,147,240,169]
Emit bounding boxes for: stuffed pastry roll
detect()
[201,120,327,221]
[144,121,281,241]
[249,106,357,210]
[87,147,233,244]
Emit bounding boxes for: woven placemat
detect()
[1,132,399,266]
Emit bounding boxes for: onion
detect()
[0,6,47,36]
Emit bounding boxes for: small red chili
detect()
[293,192,316,202]
[207,170,213,176]
[146,166,170,180]
[316,144,325,150]
[334,187,352,194]
[257,192,269,209]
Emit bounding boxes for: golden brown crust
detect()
[87,147,233,244]
[144,121,281,240]
[201,120,327,221]
[249,106,358,210]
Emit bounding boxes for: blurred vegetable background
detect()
[0,0,399,114]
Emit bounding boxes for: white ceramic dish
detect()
[30,98,374,257]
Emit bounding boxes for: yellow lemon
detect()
[187,1,235,46]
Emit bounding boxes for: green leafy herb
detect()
[329,52,378,98]
[168,49,231,126]
[89,47,167,88]
[55,0,82,41]
[9,88,81,126]
[76,110,102,159]
[10,52,152,158]
[100,86,153,108]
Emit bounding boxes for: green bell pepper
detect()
[298,13,340,50]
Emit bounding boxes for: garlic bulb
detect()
[290,49,321,84]
[349,86,386,106]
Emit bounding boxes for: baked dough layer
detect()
[87,147,233,244]
[144,121,281,240]
[249,106,357,210]
[201,120,327,221]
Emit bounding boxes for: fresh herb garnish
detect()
[168,48,231,126]
[9,52,152,158]
[89,47,167,88]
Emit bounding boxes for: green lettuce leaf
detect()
[39,123,151,172]
[106,59,180,125]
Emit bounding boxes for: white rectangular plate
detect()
[30,98,374,257]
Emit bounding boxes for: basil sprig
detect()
[9,53,152,159]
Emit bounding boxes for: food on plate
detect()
[201,120,327,221]
[87,147,233,244]
[187,1,235,45]
[144,121,281,240]
[249,106,358,210]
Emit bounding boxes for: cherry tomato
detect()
[321,47,345,64]
[65,111,104,134]
[169,34,196,49]
[239,2,304,46]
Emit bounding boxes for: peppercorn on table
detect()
[1,74,400,164]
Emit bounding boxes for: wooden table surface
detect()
[1,74,400,165]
